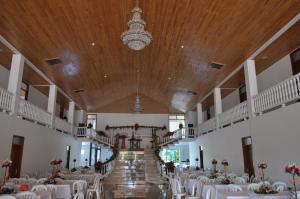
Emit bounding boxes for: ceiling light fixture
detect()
[181,45,184,49]
[104,74,108,78]
[90,42,95,46]
[121,0,152,51]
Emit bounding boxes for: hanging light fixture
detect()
[121,1,152,51]
[133,69,143,113]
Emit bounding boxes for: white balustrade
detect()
[253,73,300,114]
[0,87,13,112]
[218,101,248,127]
[18,99,52,125]
[54,117,73,134]
[199,117,216,134]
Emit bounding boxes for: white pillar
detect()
[7,54,25,114]
[68,101,75,124]
[214,88,222,127]
[213,88,222,115]
[244,60,258,118]
[47,85,57,127]
[196,103,203,126]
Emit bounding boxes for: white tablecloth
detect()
[0,191,51,199]
[54,185,72,199]
[217,191,291,199]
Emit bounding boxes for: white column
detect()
[214,88,222,127]
[7,54,25,114]
[68,101,76,135]
[244,60,258,118]
[196,103,203,126]
[68,101,75,124]
[47,85,57,127]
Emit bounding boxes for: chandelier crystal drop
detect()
[121,6,152,51]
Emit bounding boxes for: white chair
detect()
[86,182,103,199]
[170,179,186,199]
[186,181,203,199]
[247,183,259,191]
[46,184,57,198]
[16,192,37,199]
[36,178,47,184]
[205,188,215,199]
[234,177,246,184]
[73,192,84,199]
[18,178,29,184]
[189,174,197,179]
[31,185,48,192]
[228,184,243,192]
[73,180,88,195]
[272,181,287,192]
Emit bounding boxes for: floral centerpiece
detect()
[254,182,278,194]
[94,161,103,173]
[220,176,234,185]
[211,159,218,176]
[71,159,77,172]
[258,161,267,181]
[285,163,300,199]
[1,159,12,184]
[195,158,200,170]
[165,162,175,173]
[221,160,229,178]
[50,159,62,176]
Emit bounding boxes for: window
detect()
[80,142,90,166]
[169,115,185,131]
[87,114,97,130]
[161,149,180,165]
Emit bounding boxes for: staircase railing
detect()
[0,87,13,112]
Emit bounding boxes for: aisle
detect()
[103,149,167,199]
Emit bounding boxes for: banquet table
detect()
[217,191,292,199]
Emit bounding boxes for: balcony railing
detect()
[199,117,217,134]
[253,73,300,114]
[219,101,248,127]
[0,87,13,112]
[18,99,52,126]
[76,127,114,147]
[54,117,73,134]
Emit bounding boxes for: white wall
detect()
[222,89,240,112]
[0,112,81,181]
[185,111,197,127]
[97,113,169,149]
[189,121,250,174]
[189,102,300,183]
[257,55,293,92]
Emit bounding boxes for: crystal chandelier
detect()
[134,95,143,113]
[121,3,152,51]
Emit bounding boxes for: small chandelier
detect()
[134,95,143,113]
[121,3,152,51]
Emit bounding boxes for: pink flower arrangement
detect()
[221,160,229,166]
[285,163,299,199]
[1,160,12,168]
[258,161,267,181]
[212,159,218,165]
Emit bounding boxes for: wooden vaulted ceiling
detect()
[0,0,300,113]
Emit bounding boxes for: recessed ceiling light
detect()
[168,77,172,80]
[91,42,95,46]
[104,74,108,78]
[261,55,269,60]
[181,45,184,49]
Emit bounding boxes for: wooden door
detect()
[9,136,24,178]
[242,137,254,177]
[291,48,300,75]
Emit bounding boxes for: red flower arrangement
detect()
[285,163,300,199]
[258,161,267,181]
[1,159,12,184]
[221,160,229,166]
[212,159,218,165]
[1,160,12,168]
[50,159,62,165]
